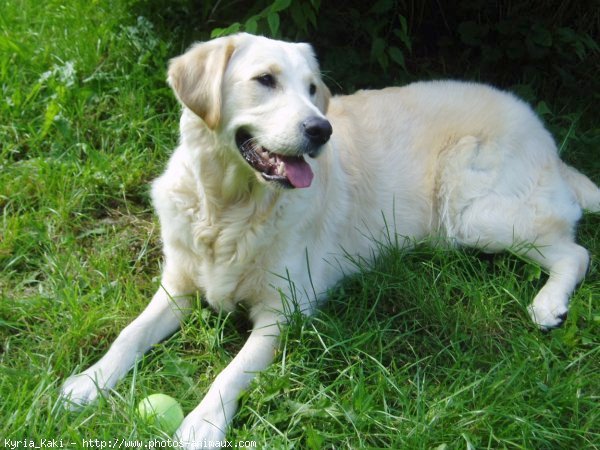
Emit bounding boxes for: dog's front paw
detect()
[174,398,234,449]
[528,289,568,330]
[60,372,104,410]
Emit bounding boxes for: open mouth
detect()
[235,130,314,189]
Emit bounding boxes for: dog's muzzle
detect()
[235,117,332,189]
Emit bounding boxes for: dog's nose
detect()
[302,116,332,145]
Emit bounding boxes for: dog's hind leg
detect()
[436,135,593,330]
[525,241,589,329]
[60,285,192,408]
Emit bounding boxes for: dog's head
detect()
[168,33,332,189]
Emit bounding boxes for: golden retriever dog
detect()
[61,33,599,447]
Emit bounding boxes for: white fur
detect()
[60,34,599,448]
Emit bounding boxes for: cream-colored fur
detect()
[61,34,599,448]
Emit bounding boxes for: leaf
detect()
[304,3,317,28]
[388,46,406,70]
[270,0,291,13]
[535,100,552,118]
[41,100,60,138]
[371,37,386,59]
[211,22,240,38]
[370,37,388,70]
[581,33,599,51]
[244,17,258,35]
[267,12,280,36]
[398,14,408,35]
[210,28,225,38]
[397,14,412,52]
[290,2,306,32]
[525,263,543,281]
[305,425,324,450]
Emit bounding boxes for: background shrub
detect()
[137,0,598,105]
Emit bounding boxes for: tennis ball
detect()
[137,393,184,435]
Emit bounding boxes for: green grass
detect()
[1,1,599,449]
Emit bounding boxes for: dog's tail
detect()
[560,161,600,213]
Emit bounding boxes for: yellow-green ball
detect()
[137,393,184,435]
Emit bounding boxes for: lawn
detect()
[1,1,598,448]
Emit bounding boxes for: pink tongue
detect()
[281,155,314,188]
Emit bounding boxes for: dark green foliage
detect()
[136,1,598,107]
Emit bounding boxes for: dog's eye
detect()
[309,83,317,96]
[255,74,276,88]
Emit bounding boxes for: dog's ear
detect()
[296,42,331,114]
[317,82,331,114]
[168,37,236,129]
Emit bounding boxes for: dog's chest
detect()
[183,196,292,311]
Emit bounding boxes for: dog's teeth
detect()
[276,162,285,176]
